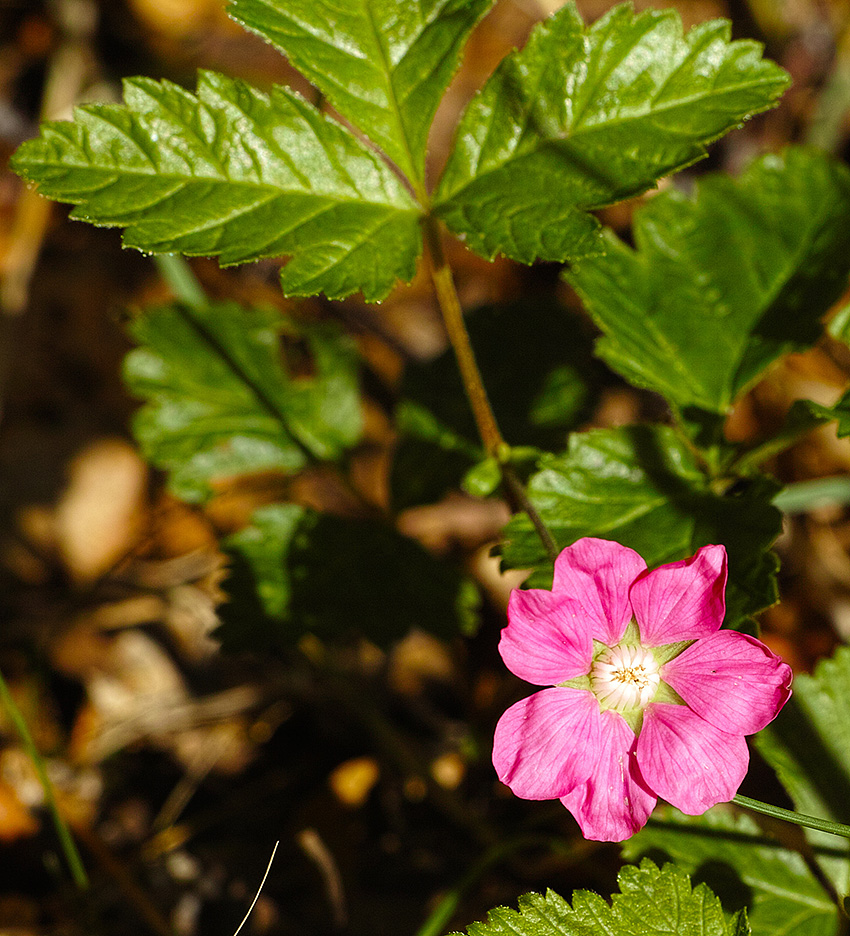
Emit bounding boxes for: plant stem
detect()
[423,218,504,456]
[501,464,559,562]
[733,794,850,840]
[0,667,88,888]
[423,218,559,563]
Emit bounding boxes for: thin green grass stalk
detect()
[734,794,850,840]
[0,667,88,888]
[154,253,208,309]
[773,477,850,514]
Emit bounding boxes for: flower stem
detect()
[0,667,88,888]
[423,218,559,563]
[733,794,850,840]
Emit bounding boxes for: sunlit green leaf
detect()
[434,1,789,264]
[454,858,748,936]
[569,148,850,436]
[227,0,493,187]
[12,73,421,301]
[623,806,839,936]
[755,646,850,893]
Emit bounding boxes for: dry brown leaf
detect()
[54,437,148,583]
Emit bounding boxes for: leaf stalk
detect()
[423,218,558,563]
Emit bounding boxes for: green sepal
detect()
[650,640,696,667]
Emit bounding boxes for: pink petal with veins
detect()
[637,702,748,814]
[662,631,792,735]
[552,538,646,645]
[492,688,599,800]
[560,709,656,841]
[500,589,593,685]
[630,544,726,646]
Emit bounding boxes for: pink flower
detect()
[493,538,792,842]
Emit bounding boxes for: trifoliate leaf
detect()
[123,302,362,502]
[569,148,850,434]
[454,858,748,936]
[623,806,839,936]
[227,0,493,188]
[433,1,789,265]
[755,646,850,893]
[12,72,421,301]
[500,426,782,629]
[218,504,480,648]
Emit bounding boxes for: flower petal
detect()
[560,710,656,841]
[501,589,593,685]
[637,702,748,814]
[662,631,792,735]
[630,544,727,646]
[492,688,599,800]
[552,538,647,645]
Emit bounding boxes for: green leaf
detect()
[454,858,748,936]
[123,302,362,502]
[11,72,421,301]
[754,646,850,893]
[623,806,840,936]
[433,1,789,265]
[807,394,850,438]
[219,504,480,648]
[227,0,492,188]
[462,456,501,497]
[500,426,782,629]
[569,148,850,431]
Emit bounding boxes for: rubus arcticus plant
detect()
[11,0,850,934]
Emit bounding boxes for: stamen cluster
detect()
[591,643,660,711]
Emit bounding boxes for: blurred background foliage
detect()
[1,0,850,933]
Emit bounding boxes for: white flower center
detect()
[591,644,660,711]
